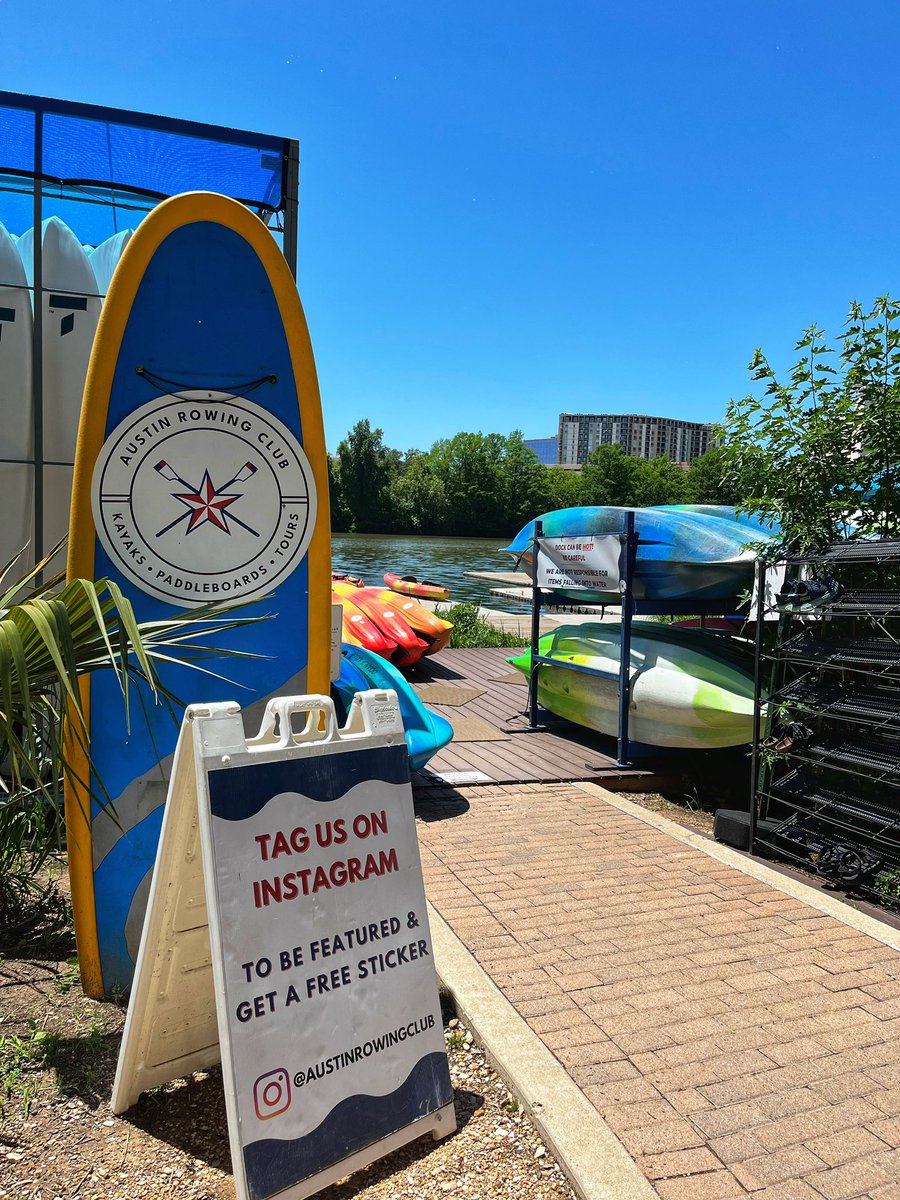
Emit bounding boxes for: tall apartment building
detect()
[557,413,713,467]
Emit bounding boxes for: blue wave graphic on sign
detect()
[207,744,410,821]
[243,1051,453,1200]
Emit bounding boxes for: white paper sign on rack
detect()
[535,534,622,592]
[112,690,455,1200]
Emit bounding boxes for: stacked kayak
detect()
[384,573,451,601]
[0,222,33,565]
[332,644,453,770]
[334,588,398,658]
[333,580,427,666]
[332,579,452,667]
[374,588,453,654]
[509,621,757,749]
[0,219,139,573]
[501,505,778,604]
[652,504,781,536]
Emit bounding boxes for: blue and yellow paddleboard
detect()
[66,193,331,998]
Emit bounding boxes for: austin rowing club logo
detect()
[91,391,316,607]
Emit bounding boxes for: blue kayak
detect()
[332,643,453,771]
[501,506,777,603]
[653,504,781,535]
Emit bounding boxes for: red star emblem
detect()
[154,459,259,539]
[174,470,241,534]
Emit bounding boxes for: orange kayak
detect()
[333,582,428,667]
[374,589,453,655]
[333,590,398,659]
[384,573,451,602]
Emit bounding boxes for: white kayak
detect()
[0,222,34,570]
[88,229,133,294]
[509,621,757,749]
[18,217,102,466]
[18,218,102,560]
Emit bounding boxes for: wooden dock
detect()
[406,646,659,790]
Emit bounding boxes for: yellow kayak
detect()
[384,572,451,602]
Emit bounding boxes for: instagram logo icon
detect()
[253,1067,292,1120]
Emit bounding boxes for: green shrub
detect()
[436,603,529,649]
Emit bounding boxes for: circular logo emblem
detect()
[91,391,316,608]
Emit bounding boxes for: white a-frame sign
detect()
[112,691,456,1200]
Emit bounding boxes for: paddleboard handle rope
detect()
[134,366,278,394]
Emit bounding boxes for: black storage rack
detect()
[751,539,900,910]
[761,770,900,849]
[775,678,900,733]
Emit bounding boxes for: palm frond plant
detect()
[0,544,267,941]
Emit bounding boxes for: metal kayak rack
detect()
[526,512,751,767]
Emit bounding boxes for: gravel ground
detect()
[616,790,716,835]
[0,882,576,1200]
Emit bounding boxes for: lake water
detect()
[331,532,524,609]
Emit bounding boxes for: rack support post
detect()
[749,557,767,849]
[617,511,637,768]
[528,521,543,729]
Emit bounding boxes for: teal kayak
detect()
[501,506,776,603]
[653,504,780,535]
[332,643,453,771]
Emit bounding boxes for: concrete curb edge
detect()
[427,901,659,1200]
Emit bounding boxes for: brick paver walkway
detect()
[416,783,900,1200]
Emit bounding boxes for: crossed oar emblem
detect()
[154,459,260,538]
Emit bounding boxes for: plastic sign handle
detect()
[247,694,338,749]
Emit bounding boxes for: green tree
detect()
[634,455,689,506]
[388,452,447,533]
[843,298,900,538]
[543,467,585,511]
[430,432,507,535]
[500,432,550,532]
[721,297,900,551]
[683,447,738,505]
[327,453,351,532]
[581,444,642,506]
[335,420,399,533]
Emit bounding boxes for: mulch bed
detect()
[0,869,574,1200]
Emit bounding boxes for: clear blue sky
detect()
[3,1,900,453]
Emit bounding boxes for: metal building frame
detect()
[0,90,300,564]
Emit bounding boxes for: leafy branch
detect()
[721,297,900,553]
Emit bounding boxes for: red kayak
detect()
[333,590,398,659]
[384,572,451,602]
[333,583,429,667]
[374,589,453,655]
